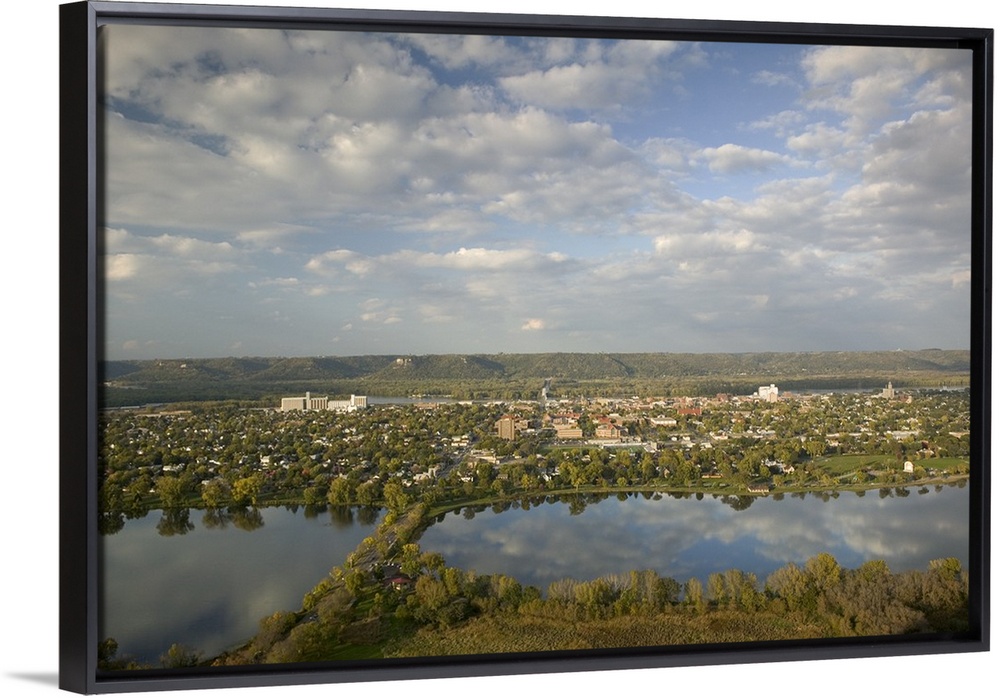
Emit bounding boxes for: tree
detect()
[232,474,264,507]
[327,477,354,505]
[355,480,381,506]
[155,475,187,508]
[200,478,229,508]
[708,572,727,606]
[805,553,842,593]
[410,576,450,624]
[160,643,201,668]
[382,481,410,512]
[303,485,326,506]
[766,562,812,612]
[685,577,706,613]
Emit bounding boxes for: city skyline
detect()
[100,23,974,360]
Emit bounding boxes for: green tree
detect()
[160,643,201,668]
[155,475,187,508]
[231,474,264,507]
[805,553,842,593]
[685,577,706,614]
[327,477,354,505]
[200,478,229,508]
[766,562,812,613]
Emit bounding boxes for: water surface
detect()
[100,484,968,665]
[99,505,381,664]
[419,484,969,590]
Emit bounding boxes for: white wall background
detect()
[2,2,994,697]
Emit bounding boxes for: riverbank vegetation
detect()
[206,524,968,666]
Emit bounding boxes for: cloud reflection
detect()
[418,485,969,590]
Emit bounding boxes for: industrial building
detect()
[279,392,368,412]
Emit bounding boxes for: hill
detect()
[98,349,970,406]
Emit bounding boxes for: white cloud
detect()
[752,70,797,88]
[404,33,519,70]
[105,254,145,281]
[785,122,847,157]
[698,143,792,174]
[359,298,402,324]
[800,45,970,137]
[498,38,680,111]
[654,228,764,258]
[97,26,974,358]
[747,109,806,136]
[102,228,244,289]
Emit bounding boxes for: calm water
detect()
[100,484,968,666]
[421,484,970,590]
[99,505,381,665]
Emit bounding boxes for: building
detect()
[330,394,368,412]
[496,415,518,441]
[757,384,779,402]
[881,382,895,399]
[594,423,626,441]
[279,392,368,412]
[554,424,584,440]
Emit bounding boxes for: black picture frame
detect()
[59,1,991,694]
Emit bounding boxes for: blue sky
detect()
[99,24,973,359]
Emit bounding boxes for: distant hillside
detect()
[102,349,969,386]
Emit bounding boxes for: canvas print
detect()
[95,20,974,673]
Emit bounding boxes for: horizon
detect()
[102,347,970,362]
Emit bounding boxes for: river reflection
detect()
[100,484,967,667]
[419,483,969,592]
[99,505,381,665]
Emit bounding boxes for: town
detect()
[97,382,971,529]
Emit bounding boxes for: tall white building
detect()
[329,394,368,412]
[279,392,368,412]
[757,384,779,402]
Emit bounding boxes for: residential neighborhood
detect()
[98,383,971,525]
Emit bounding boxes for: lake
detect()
[420,484,970,591]
[100,483,968,666]
[99,505,382,665]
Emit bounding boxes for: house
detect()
[386,575,415,592]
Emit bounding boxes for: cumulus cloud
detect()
[752,69,798,88]
[98,24,974,358]
[799,45,970,136]
[105,253,145,281]
[698,143,793,173]
[498,37,681,111]
[654,229,763,257]
[101,227,243,284]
